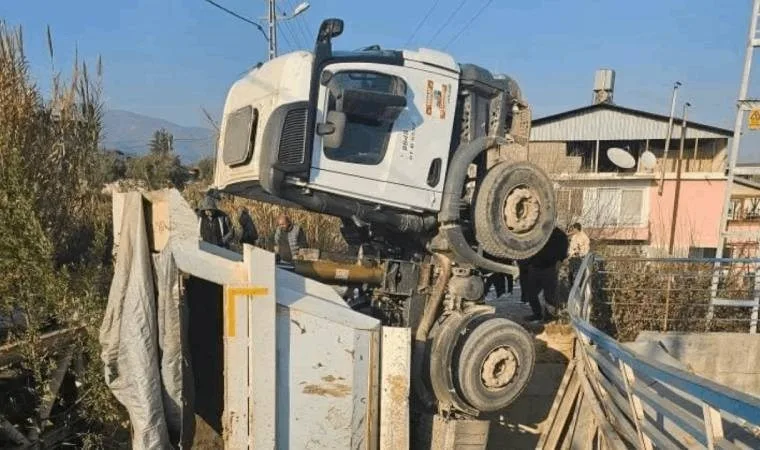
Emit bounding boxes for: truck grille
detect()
[278,107,307,165]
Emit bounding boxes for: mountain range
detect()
[102,109,215,163]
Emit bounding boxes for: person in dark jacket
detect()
[238,206,259,246]
[197,195,233,248]
[485,272,513,298]
[273,214,307,263]
[520,227,569,323]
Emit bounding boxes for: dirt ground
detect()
[485,286,574,449]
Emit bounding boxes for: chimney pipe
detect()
[593,69,615,104]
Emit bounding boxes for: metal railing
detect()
[566,254,760,449]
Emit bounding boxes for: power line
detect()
[297,12,316,46]
[405,0,442,47]
[283,0,312,47]
[426,0,469,47]
[442,0,494,50]
[277,22,296,51]
[202,0,269,42]
[277,4,304,48]
[293,14,312,47]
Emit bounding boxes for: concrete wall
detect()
[648,179,726,253]
[634,332,760,398]
[526,142,582,174]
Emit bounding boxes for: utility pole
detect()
[658,81,682,196]
[264,1,310,60]
[267,0,277,60]
[709,0,760,329]
[668,102,691,256]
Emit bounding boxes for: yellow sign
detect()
[749,109,760,130]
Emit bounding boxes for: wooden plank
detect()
[571,317,760,425]
[246,246,277,450]
[0,416,29,445]
[577,365,628,450]
[577,337,620,435]
[537,360,579,449]
[380,327,411,450]
[593,369,640,444]
[631,379,707,446]
[560,389,583,450]
[541,362,581,449]
[702,403,725,450]
[39,350,73,422]
[570,392,597,449]
[619,361,654,450]
[223,283,249,450]
[0,327,83,368]
[589,343,709,447]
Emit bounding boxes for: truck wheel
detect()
[474,161,555,260]
[455,317,535,413]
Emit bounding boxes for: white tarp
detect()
[99,192,191,449]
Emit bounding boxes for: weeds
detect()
[587,257,755,341]
[0,21,126,445]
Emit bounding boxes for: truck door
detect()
[309,61,458,212]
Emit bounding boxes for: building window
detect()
[688,247,717,259]
[620,189,644,225]
[557,188,584,225]
[559,186,646,228]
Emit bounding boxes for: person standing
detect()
[238,206,259,247]
[273,214,307,263]
[485,271,514,299]
[521,227,569,323]
[197,195,233,248]
[568,222,590,284]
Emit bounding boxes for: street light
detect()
[288,2,310,20]
[266,1,311,59]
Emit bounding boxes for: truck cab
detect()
[214,18,555,268]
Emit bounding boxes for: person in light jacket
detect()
[273,214,307,263]
[568,222,590,284]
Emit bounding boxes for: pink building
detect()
[528,70,760,257]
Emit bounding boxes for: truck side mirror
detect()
[317,110,346,149]
[318,19,344,43]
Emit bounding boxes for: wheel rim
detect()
[503,184,540,234]
[480,346,518,390]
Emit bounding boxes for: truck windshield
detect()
[324,71,406,165]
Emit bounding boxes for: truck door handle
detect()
[427,158,442,187]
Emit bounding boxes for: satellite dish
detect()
[640,150,657,170]
[607,147,636,169]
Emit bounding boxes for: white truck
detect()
[212,17,555,430]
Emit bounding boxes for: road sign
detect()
[749,109,760,129]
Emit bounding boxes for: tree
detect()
[149,128,173,155]
[195,156,216,184]
[126,152,188,190]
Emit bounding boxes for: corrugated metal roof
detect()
[531,103,732,141]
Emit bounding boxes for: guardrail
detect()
[565,254,760,449]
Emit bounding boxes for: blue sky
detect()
[2,0,759,156]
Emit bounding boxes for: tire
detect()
[455,317,535,413]
[474,161,556,260]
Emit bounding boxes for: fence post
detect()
[702,403,724,450]
[663,275,672,331]
[618,362,654,450]
[707,263,722,328]
[752,262,759,334]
